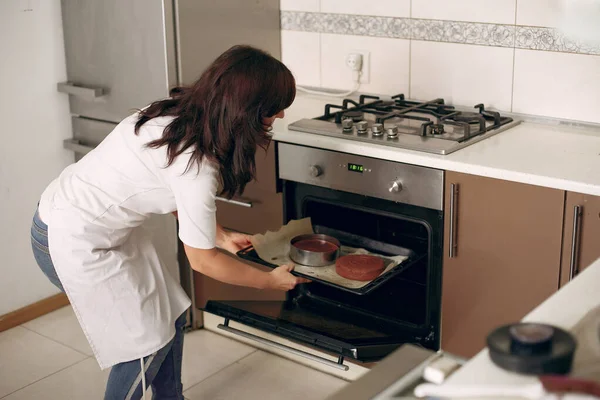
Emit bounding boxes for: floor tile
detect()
[184,351,348,400]
[182,329,256,390]
[22,305,93,356]
[2,358,108,400]
[0,326,87,398]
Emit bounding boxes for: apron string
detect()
[140,357,147,400]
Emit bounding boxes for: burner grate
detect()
[316,93,514,142]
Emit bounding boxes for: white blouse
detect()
[39,114,218,369]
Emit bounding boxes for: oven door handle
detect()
[217,319,350,371]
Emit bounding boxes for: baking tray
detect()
[237,225,424,295]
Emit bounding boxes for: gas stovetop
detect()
[288,94,521,155]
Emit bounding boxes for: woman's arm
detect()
[174,210,252,254]
[184,244,309,291]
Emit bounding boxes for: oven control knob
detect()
[309,165,323,178]
[388,180,403,193]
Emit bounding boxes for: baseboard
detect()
[0,293,69,333]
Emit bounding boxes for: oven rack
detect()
[237,226,424,295]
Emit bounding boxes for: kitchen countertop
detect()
[445,257,600,388]
[326,258,600,399]
[272,93,600,196]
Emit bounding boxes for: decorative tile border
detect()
[516,26,600,55]
[281,11,600,56]
[411,19,515,48]
[281,11,411,38]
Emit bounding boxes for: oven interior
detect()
[203,181,443,362]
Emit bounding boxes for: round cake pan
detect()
[289,234,341,267]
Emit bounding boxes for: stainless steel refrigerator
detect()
[57,0,281,328]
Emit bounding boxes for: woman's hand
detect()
[184,246,310,292]
[216,226,252,254]
[267,265,311,291]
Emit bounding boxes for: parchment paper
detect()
[250,218,409,289]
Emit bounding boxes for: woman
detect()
[30,45,308,400]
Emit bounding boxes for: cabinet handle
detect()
[57,82,105,100]
[449,183,458,258]
[569,205,583,281]
[63,139,95,155]
[216,196,253,208]
[218,319,349,371]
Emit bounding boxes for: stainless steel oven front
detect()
[201,142,445,369]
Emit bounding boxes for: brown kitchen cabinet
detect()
[215,144,283,235]
[441,171,564,358]
[194,143,286,318]
[560,192,600,286]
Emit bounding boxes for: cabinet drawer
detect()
[215,145,278,202]
[248,144,278,195]
[216,190,283,235]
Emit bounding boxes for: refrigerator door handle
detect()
[63,139,95,155]
[57,82,105,101]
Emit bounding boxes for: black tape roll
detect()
[487,322,577,375]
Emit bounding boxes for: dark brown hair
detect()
[135,45,296,198]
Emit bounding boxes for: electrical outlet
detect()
[345,53,363,71]
[345,51,370,84]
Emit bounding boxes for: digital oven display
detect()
[348,163,364,173]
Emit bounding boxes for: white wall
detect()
[280,0,600,124]
[0,0,73,315]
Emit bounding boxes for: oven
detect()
[200,142,444,369]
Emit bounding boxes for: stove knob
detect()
[309,165,322,178]
[386,126,399,139]
[341,118,353,131]
[389,180,403,193]
[372,123,384,137]
[356,120,368,133]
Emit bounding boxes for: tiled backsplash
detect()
[279,0,600,124]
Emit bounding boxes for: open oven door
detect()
[201,282,430,368]
[198,232,434,369]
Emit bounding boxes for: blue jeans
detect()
[31,210,186,400]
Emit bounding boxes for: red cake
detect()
[335,254,385,281]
